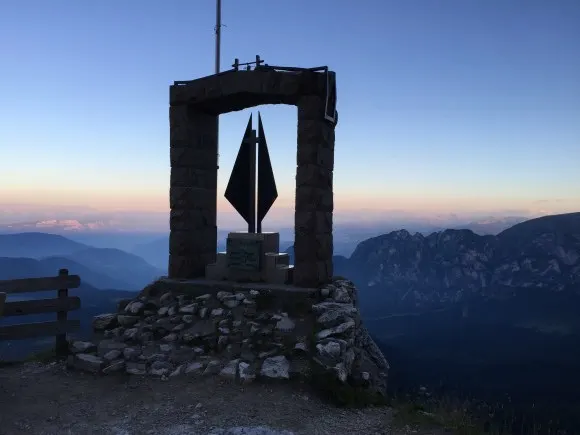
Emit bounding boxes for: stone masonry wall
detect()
[294,96,336,288]
[69,279,388,402]
[169,106,218,279]
[169,69,337,287]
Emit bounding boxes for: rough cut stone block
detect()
[297,120,335,148]
[294,211,332,235]
[169,253,216,279]
[169,107,218,144]
[169,187,216,210]
[295,233,333,263]
[169,229,217,256]
[170,167,217,189]
[293,261,319,288]
[297,96,326,121]
[170,147,218,169]
[294,260,332,287]
[296,164,333,189]
[169,82,207,105]
[295,186,333,213]
[296,144,334,171]
[170,208,217,231]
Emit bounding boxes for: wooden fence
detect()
[0,269,81,357]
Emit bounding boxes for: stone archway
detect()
[168,65,337,288]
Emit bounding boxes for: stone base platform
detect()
[68,278,389,405]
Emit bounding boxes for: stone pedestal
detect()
[205,232,293,285]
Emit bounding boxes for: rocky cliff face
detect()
[68,279,389,404]
[343,213,580,312]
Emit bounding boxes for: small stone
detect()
[149,361,172,376]
[93,313,117,330]
[260,355,290,380]
[158,307,169,316]
[320,287,331,297]
[193,346,205,356]
[316,320,355,340]
[117,315,140,326]
[333,286,352,303]
[159,344,173,353]
[196,294,212,301]
[179,303,197,314]
[334,362,348,383]
[126,362,147,375]
[216,291,233,301]
[102,359,125,374]
[170,365,184,377]
[211,308,224,317]
[123,328,139,340]
[316,340,342,360]
[219,359,239,380]
[72,353,103,373]
[159,292,173,303]
[103,350,122,361]
[242,299,255,305]
[70,341,95,354]
[182,314,194,323]
[125,301,145,314]
[162,333,178,343]
[223,299,240,308]
[123,347,140,360]
[249,290,260,296]
[203,360,221,376]
[276,317,295,332]
[218,327,230,335]
[185,362,204,375]
[238,361,256,384]
[294,342,309,353]
[198,307,208,319]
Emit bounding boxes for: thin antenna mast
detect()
[215,0,222,173]
[215,0,221,74]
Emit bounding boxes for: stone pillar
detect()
[294,96,335,287]
[168,104,218,278]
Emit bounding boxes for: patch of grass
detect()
[390,395,525,435]
[25,347,61,364]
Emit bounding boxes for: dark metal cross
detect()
[224,112,278,234]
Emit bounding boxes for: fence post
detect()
[55,269,69,358]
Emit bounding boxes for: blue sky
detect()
[1,0,579,228]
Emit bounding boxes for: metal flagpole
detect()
[215,0,222,189]
[215,0,221,74]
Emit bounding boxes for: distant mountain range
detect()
[0,233,164,291]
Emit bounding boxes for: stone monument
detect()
[206,112,292,284]
[169,56,337,288]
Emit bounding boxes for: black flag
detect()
[224,115,254,226]
[257,112,278,232]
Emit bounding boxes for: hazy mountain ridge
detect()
[343,212,580,314]
[0,233,164,291]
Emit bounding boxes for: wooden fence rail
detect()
[0,269,82,357]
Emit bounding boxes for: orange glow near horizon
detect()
[2,187,579,217]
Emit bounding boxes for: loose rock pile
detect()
[68,279,389,401]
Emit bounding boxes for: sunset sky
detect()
[1,0,579,230]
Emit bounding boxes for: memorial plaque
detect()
[226,238,262,271]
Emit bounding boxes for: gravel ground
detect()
[0,362,444,435]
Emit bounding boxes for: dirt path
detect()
[0,362,444,435]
